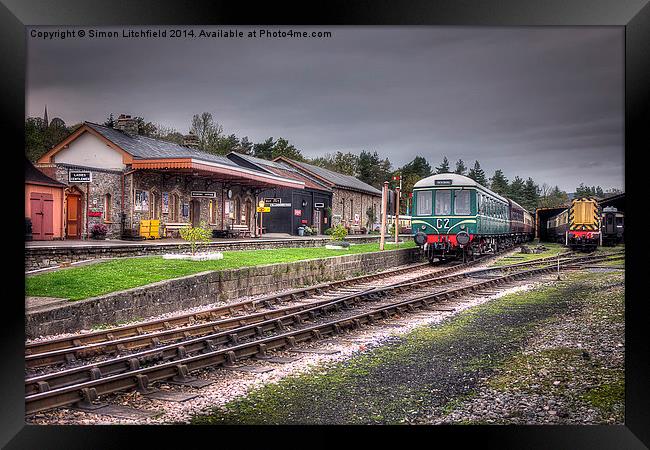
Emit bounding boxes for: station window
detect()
[434,190,452,215]
[416,190,432,216]
[454,190,471,215]
[104,193,111,222]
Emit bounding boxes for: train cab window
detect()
[435,190,452,215]
[454,190,471,215]
[416,190,432,215]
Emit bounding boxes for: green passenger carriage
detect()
[411,173,534,263]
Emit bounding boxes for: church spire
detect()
[43,105,49,126]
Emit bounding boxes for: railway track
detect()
[24,251,622,415]
[26,248,596,370]
[25,248,517,368]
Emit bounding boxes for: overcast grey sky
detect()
[26,26,624,192]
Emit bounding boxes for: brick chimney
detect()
[114,114,139,137]
[182,131,200,149]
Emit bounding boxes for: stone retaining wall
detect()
[24,235,399,271]
[26,247,420,338]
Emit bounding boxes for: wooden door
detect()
[66,194,81,239]
[190,200,201,227]
[313,209,322,234]
[30,193,54,240]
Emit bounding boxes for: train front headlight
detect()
[414,231,427,246]
[456,231,470,246]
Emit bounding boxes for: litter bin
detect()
[297,227,305,236]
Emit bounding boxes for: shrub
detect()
[90,223,108,239]
[330,224,348,241]
[324,227,333,235]
[179,221,212,255]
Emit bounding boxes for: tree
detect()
[190,112,223,153]
[454,159,467,175]
[311,151,358,175]
[435,156,450,174]
[103,113,115,128]
[152,123,184,145]
[467,160,488,186]
[522,177,539,211]
[508,176,526,205]
[401,156,432,179]
[215,134,240,155]
[357,150,392,189]
[539,184,568,208]
[271,137,305,161]
[234,136,253,155]
[490,169,509,196]
[253,137,276,159]
[25,116,73,162]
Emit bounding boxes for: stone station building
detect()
[226,152,333,235]
[35,115,304,239]
[274,157,383,232]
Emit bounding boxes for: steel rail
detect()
[26,250,618,369]
[24,255,609,415]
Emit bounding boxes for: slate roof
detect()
[227,153,331,192]
[25,158,66,187]
[85,122,244,169]
[277,158,382,196]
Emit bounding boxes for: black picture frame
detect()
[3,0,648,448]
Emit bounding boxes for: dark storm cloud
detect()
[26,26,623,192]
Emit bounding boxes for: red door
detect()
[30,193,54,240]
[66,194,82,239]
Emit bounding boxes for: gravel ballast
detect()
[190,269,624,425]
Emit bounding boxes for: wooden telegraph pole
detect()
[380,181,388,250]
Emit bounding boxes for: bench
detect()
[349,225,363,235]
[228,224,252,238]
[164,222,190,238]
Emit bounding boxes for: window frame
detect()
[416,190,433,216]
[434,189,452,215]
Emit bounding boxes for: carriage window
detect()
[416,190,432,216]
[454,190,471,215]
[435,190,452,215]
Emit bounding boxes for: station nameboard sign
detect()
[270,203,291,207]
[191,191,216,198]
[434,179,453,186]
[69,171,92,183]
[264,198,281,204]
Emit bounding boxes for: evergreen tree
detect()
[508,176,526,205]
[490,169,509,196]
[253,137,276,159]
[235,136,254,155]
[435,156,450,174]
[271,137,304,161]
[522,177,539,211]
[454,159,467,175]
[357,150,391,189]
[467,160,488,186]
[190,112,224,153]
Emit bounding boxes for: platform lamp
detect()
[258,199,265,236]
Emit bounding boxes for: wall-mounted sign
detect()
[301,219,308,224]
[181,203,189,217]
[434,179,453,186]
[191,191,216,198]
[270,203,291,207]
[88,210,102,217]
[162,192,169,214]
[256,206,271,213]
[134,190,149,211]
[227,189,233,199]
[69,171,92,183]
[354,214,360,224]
[314,202,325,208]
[264,198,281,204]
[294,209,302,216]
